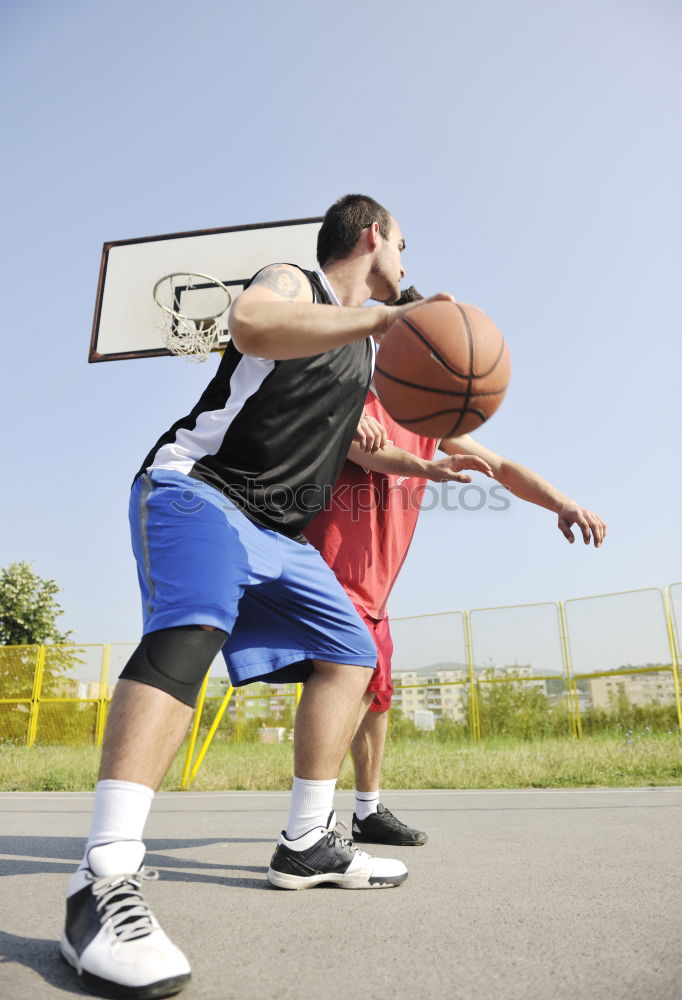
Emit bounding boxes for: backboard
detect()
[90,217,323,362]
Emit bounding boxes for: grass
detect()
[0,731,680,792]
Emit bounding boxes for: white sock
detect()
[355,790,380,821]
[79,779,154,869]
[285,777,336,841]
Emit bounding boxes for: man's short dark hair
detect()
[317,194,393,267]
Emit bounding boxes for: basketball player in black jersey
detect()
[60,195,456,1000]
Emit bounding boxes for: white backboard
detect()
[90,217,323,362]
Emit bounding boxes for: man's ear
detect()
[366,220,381,250]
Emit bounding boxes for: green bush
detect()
[579,698,678,736]
[469,671,567,740]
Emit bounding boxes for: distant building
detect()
[393,667,467,722]
[589,670,676,709]
[485,665,547,694]
[393,664,549,722]
[78,681,115,700]
[205,677,231,699]
[203,679,295,721]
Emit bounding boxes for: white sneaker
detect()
[267,812,408,889]
[60,841,191,999]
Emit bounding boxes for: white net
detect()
[153,273,232,362]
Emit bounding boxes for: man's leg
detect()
[83,625,226,855]
[61,625,226,1000]
[98,679,193,784]
[267,660,408,890]
[293,660,371,778]
[349,700,428,846]
[351,703,389,793]
[348,611,429,847]
[280,662,370,840]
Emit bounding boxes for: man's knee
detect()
[119,625,228,707]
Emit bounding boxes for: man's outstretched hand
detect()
[557,504,607,547]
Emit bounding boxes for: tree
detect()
[468,669,566,740]
[0,561,72,646]
[0,563,84,743]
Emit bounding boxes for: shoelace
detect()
[329,819,370,861]
[380,808,409,829]
[88,868,160,942]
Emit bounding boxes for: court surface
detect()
[1,787,680,1000]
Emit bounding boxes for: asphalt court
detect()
[1,787,680,1000]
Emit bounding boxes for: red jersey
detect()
[304,391,437,619]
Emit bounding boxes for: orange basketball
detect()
[374,300,511,438]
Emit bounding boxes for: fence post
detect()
[235,689,244,742]
[464,612,480,741]
[184,685,235,789]
[662,587,682,734]
[95,645,111,747]
[26,645,46,747]
[181,671,212,789]
[558,602,580,739]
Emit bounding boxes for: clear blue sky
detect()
[1,0,680,650]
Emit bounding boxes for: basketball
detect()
[374,300,511,438]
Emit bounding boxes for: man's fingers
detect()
[354,414,389,453]
[438,471,473,482]
[397,292,456,319]
[469,458,494,477]
[370,418,389,452]
[558,513,575,543]
[588,514,607,548]
[451,456,493,476]
[559,506,607,548]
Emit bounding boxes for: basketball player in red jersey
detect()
[304,287,607,847]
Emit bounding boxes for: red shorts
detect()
[356,606,393,713]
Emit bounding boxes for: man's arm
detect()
[347,432,494,482]
[229,264,453,361]
[439,434,607,546]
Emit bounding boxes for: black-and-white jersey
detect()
[136,268,375,541]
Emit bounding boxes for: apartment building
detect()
[589,670,676,709]
[204,678,293,720]
[393,665,549,722]
[393,668,468,722]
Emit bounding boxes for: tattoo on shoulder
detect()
[252,265,303,299]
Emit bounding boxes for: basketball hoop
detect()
[152,272,232,362]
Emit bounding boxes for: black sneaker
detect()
[60,841,191,1000]
[267,811,408,889]
[352,803,428,846]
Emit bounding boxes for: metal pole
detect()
[26,645,46,747]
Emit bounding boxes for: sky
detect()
[1,0,680,670]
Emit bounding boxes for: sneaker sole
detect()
[60,934,191,1000]
[266,868,408,890]
[352,833,428,847]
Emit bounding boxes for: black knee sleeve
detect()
[119,626,228,707]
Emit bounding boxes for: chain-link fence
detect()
[1,585,680,757]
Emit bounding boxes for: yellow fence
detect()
[1,585,681,773]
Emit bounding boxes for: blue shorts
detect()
[129,469,377,687]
